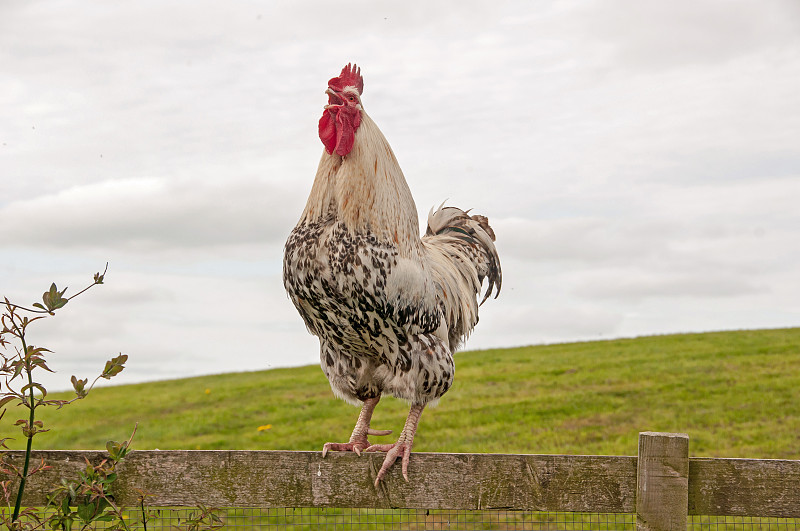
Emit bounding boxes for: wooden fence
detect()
[5,432,800,530]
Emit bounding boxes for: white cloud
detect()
[577,0,800,70]
[493,217,664,264]
[573,269,766,302]
[0,177,304,250]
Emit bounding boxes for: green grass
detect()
[7,328,800,459]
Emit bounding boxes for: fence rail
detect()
[5,432,800,529]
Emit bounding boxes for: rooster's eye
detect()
[348,95,356,102]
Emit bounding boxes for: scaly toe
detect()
[322,440,368,458]
[373,441,413,486]
[364,443,394,452]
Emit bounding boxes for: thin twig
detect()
[3,263,109,315]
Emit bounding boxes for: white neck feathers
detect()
[300,111,420,254]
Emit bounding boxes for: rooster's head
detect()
[319,63,364,157]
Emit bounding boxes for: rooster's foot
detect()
[322,428,392,458]
[366,403,425,485]
[365,440,413,485]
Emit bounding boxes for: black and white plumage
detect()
[283,64,501,485]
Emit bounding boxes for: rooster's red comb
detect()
[328,63,364,95]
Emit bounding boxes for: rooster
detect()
[283,64,501,485]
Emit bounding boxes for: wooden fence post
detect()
[636,432,689,531]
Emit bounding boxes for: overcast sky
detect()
[2,0,799,391]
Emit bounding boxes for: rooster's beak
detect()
[325,87,344,109]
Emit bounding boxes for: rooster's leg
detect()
[365,403,425,485]
[322,396,392,457]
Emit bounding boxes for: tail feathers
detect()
[422,205,502,350]
[426,205,502,303]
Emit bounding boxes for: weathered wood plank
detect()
[636,432,689,531]
[689,457,800,517]
[8,449,800,516]
[4,450,637,511]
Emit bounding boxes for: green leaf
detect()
[32,357,55,373]
[101,353,127,379]
[25,345,52,364]
[106,440,121,460]
[95,497,110,514]
[20,382,47,399]
[76,502,95,523]
[71,375,88,398]
[42,282,68,312]
[0,395,18,409]
[11,361,25,380]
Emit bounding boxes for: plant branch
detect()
[4,263,108,315]
[64,262,109,303]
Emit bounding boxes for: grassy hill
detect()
[7,328,800,459]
